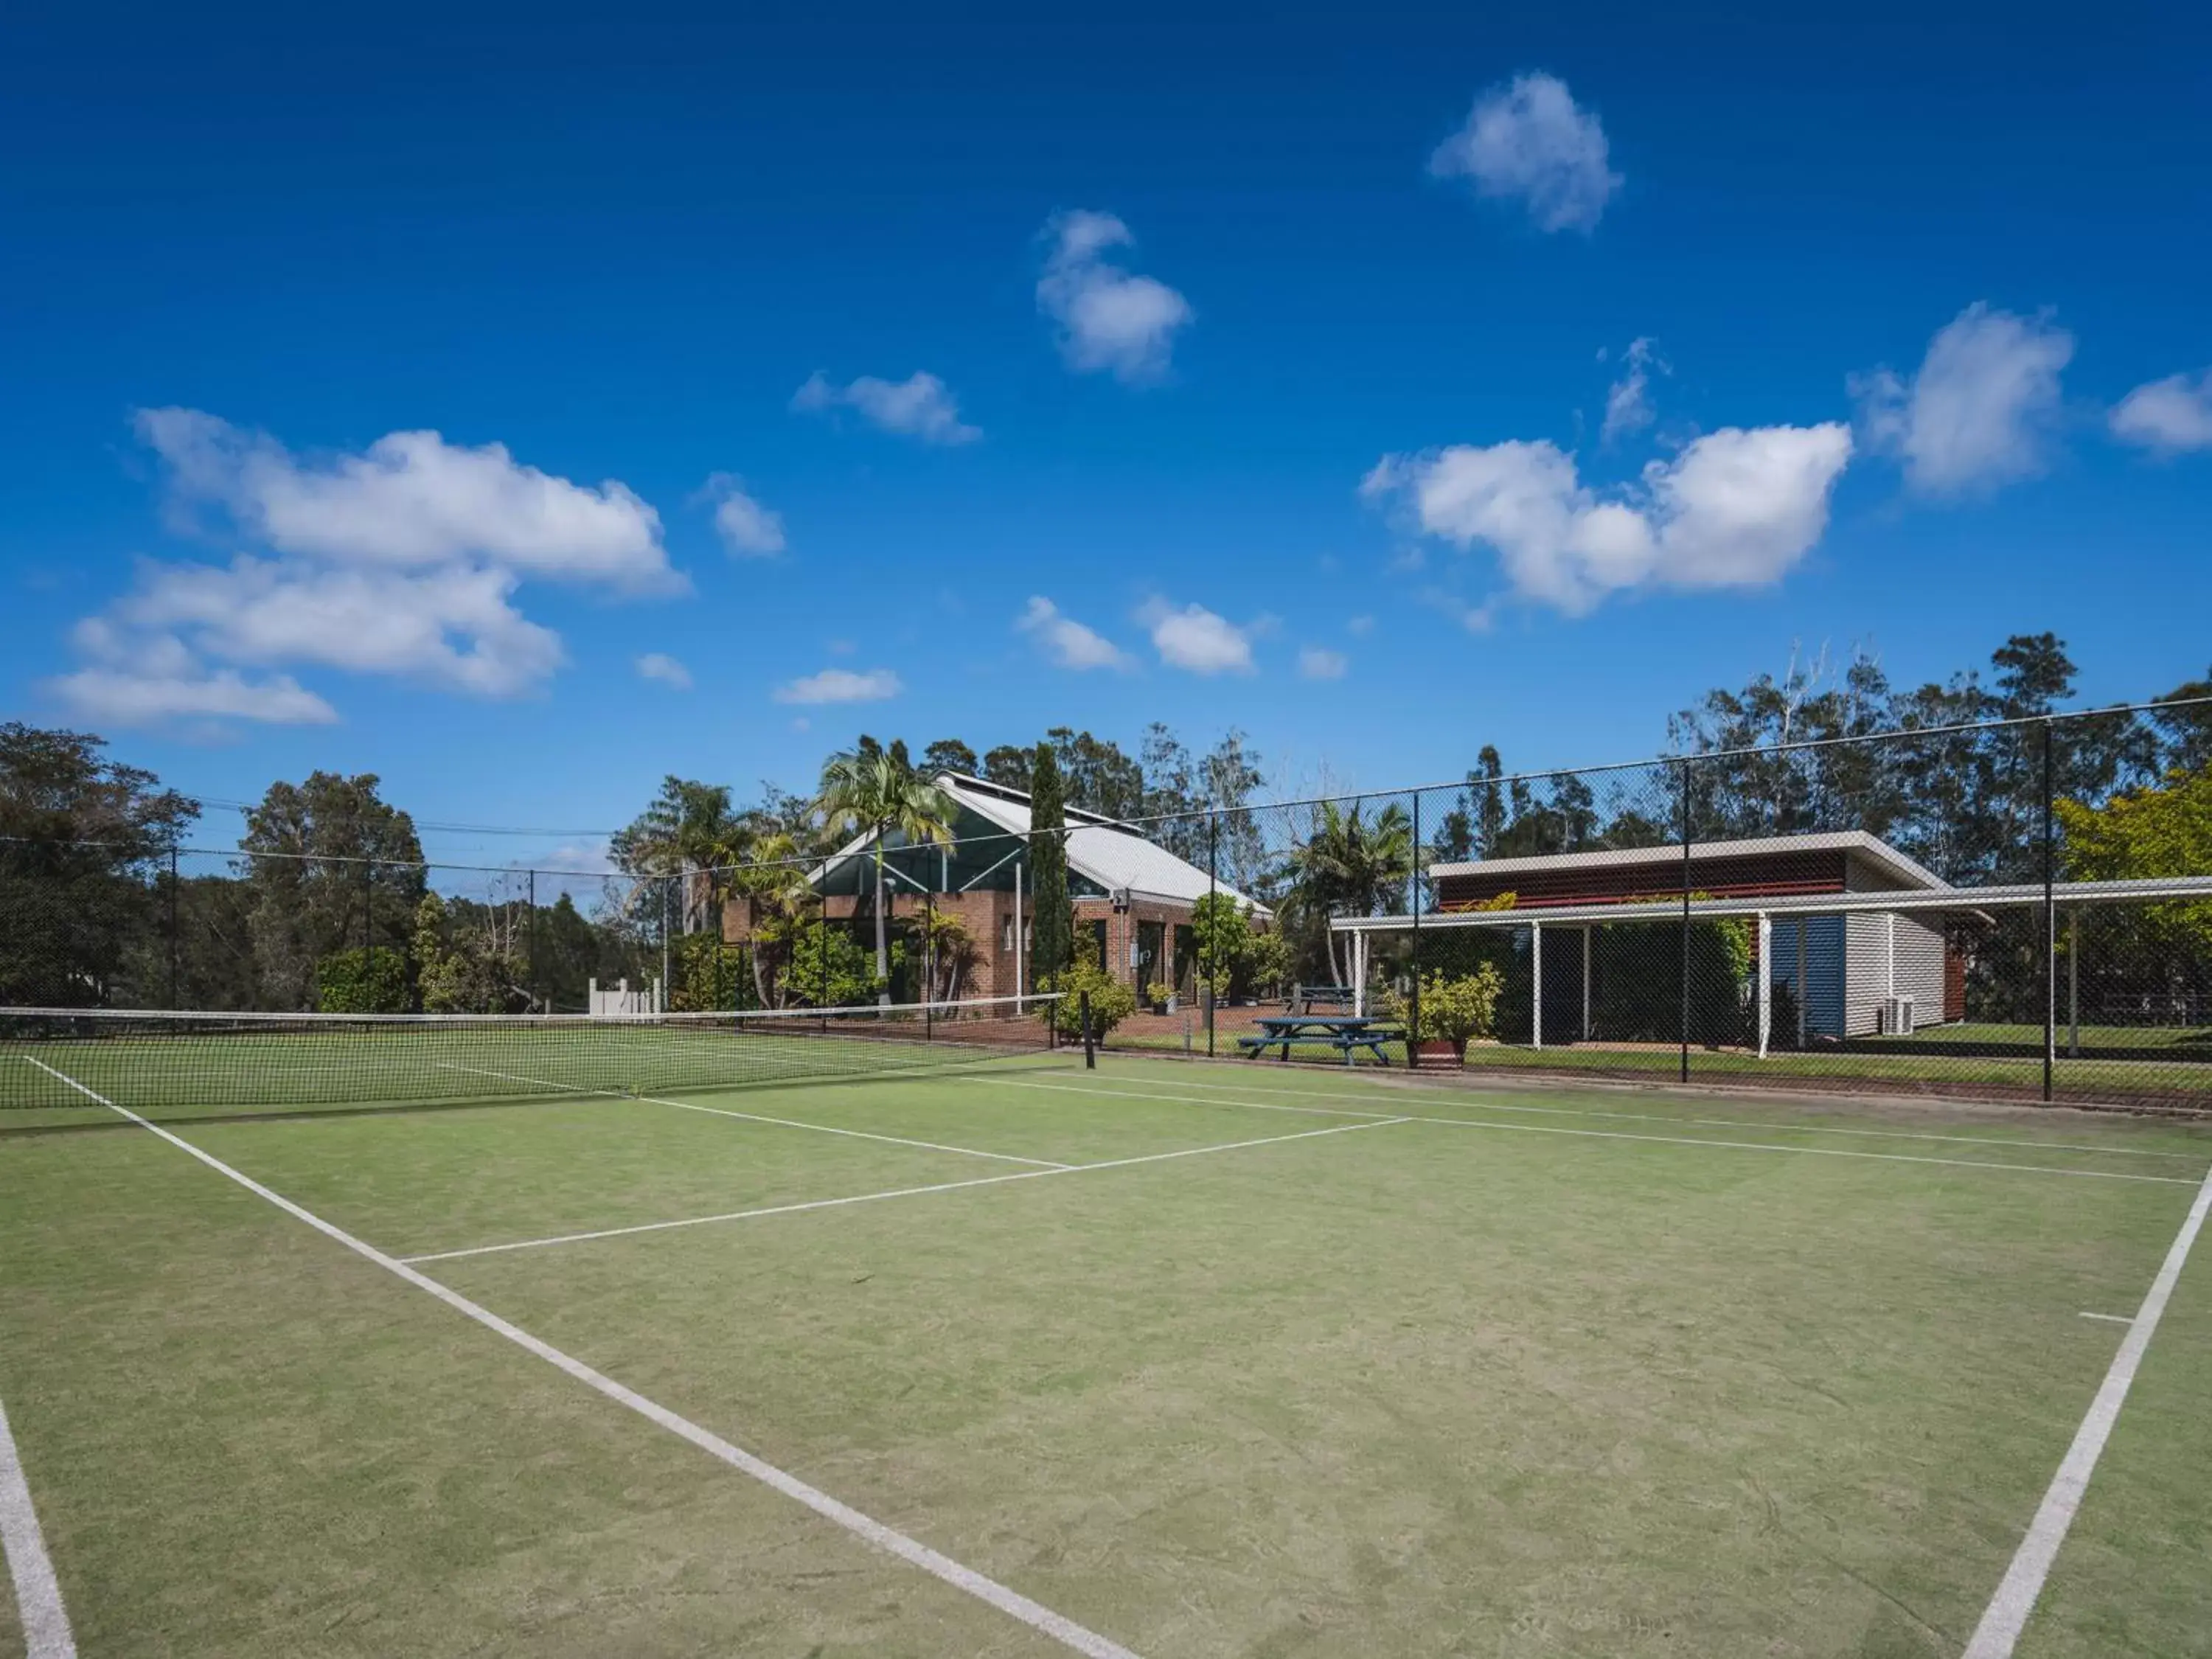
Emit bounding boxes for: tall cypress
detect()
[1028,740,1074,987]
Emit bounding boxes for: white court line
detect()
[403,1117,1411,1264]
[1964,1161,2212,1658]
[437,1061,1071,1169]
[1091,1066,2206,1161]
[23,1057,1141,1659]
[987,1078,2202,1186]
[2076,1312,2134,1325]
[0,1393,75,1659]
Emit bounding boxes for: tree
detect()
[1028,742,1074,989]
[241,772,425,1012]
[981,745,1033,792]
[816,745,957,1004]
[920,739,979,778]
[611,777,750,934]
[1288,800,1414,985]
[0,723,198,1006]
[2057,763,2212,1016]
[1044,727,1144,818]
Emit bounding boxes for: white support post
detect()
[2068,908,2080,1057]
[1757,912,1773,1060]
[1530,922,1543,1049]
[1795,922,1808,1044]
[1013,861,1024,1001]
[1353,931,1367,1015]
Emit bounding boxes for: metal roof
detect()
[811,773,1268,914]
[1427,829,1950,894]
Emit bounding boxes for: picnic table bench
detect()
[1237,1014,1405,1066]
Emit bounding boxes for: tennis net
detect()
[0,995,1066,1119]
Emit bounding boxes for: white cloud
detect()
[1430,72,1621,234]
[1037,211,1193,383]
[48,662,337,727]
[1139,599,1255,675]
[1346,614,1377,637]
[56,411,681,728]
[773,667,904,705]
[1015,596,1130,670]
[1853,304,2073,495]
[1601,337,1666,443]
[1298,647,1349,681]
[1363,423,1853,615]
[110,557,563,696]
[2110,369,2212,455]
[133,408,677,591]
[792,371,981,445]
[636,652,692,689]
[698,473,787,556]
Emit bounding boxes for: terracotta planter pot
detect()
[1414,1038,1467,1065]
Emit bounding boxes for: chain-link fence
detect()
[6,704,2208,1109]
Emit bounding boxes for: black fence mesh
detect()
[5,705,2208,1110]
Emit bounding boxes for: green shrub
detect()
[1047,947,1138,1040]
[1401,964,1505,1043]
[783,925,893,1009]
[316,947,408,1013]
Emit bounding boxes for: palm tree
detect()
[726,830,809,1007]
[1290,800,1414,985]
[816,746,959,1004]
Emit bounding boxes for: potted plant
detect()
[1146,979,1174,1015]
[1405,964,1504,1065]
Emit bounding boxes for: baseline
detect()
[23,1057,1140,1659]
[439,1061,1070,1169]
[403,1116,1411,1264]
[1095,1065,2206,1161]
[1963,1161,2212,1658]
[0,1391,75,1659]
[988,1078,2202,1186]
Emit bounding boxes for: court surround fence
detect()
[5,700,2209,1111]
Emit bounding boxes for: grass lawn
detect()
[1,1046,2208,1656]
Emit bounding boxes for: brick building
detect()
[721,773,1267,1002]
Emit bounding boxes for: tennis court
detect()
[3,1004,2210,1658]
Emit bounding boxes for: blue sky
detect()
[4,0,2208,869]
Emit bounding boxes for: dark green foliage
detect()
[314,947,408,1013]
[1045,941,1138,1040]
[919,739,979,777]
[242,773,426,1012]
[782,925,892,1009]
[0,723,198,1007]
[1028,742,1074,987]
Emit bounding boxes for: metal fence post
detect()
[1409,789,1422,1068]
[167,841,180,1010]
[1080,988,1096,1069]
[2042,717,2056,1103]
[528,868,539,1013]
[1206,810,1217,1059]
[1679,756,1693,1085]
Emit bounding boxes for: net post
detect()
[1678,756,1692,1085]
[1080,989,1096,1069]
[2042,716,2056,1103]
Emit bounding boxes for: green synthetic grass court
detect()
[3,1046,2211,1658]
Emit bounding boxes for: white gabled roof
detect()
[810,772,1268,914]
[1428,829,1950,892]
[936,774,1267,913]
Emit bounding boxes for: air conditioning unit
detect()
[1879,995,1915,1035]
[1110,888,1132,913]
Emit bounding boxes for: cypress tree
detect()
[1028,740,1074,987]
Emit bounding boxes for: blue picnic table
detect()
[1237,1014,1405,1066]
